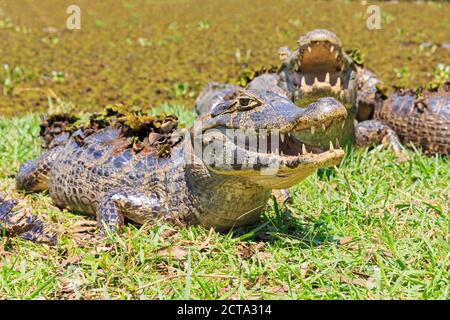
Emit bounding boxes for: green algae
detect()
[40,104,180,157]
[427,64,450,91]
[0,0,449,116]
[345,49,365,66]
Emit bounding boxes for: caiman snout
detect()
[292,97,347,132]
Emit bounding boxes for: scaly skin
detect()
[356,68,450,155]
[14,89,347,237]
[378,89,450,155]
[196,29,450,156]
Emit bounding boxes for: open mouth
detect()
[278,124,342,158]
[296,41,347,95]
[202,99,347,170]
[253,113,345,167]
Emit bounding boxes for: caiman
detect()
[356,69,450,155]
[3,89,347,242]
[196,29,450,156]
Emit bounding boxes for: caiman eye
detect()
[238,97,251,106]
[210,91,261,116]
[237,96,261,111]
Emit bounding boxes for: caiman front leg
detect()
[354,120,408,161]
[97,189,170,233]
[16,148,61,192]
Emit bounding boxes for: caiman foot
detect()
[0,196,56,245]
[355,120,409,162]
[97,189,168,234]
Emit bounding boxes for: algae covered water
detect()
[0,0,448,116]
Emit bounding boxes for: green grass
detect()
[0,109,449,300]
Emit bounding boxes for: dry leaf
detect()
[67,219,97,241]
[300,262,309,276]
[156,246,188,259]
[352,278,369,287]
[380,250,394,258]
[237,242,267,259]
[218,285,239,300]
[339,236,353,245]
[338,275,365,287]
[269,285,289,294]
[352,271,371,278]
[237,244,253,259]
[254,242,265,251]
[339,274,376,289]
[218,285,233,296]
[160,228,177,240]
[59,255,80,268]
[366,277,377,289]
[0,250,11,258]
[72,226,96,234]
[200,227,214,247]
[255,274,267,285]
[257,251,273,260]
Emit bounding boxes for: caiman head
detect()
[191,89,347,189]
[285,29,359,147]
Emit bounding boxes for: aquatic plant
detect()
[0,64,34,96]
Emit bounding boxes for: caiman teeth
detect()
[322,123,326,131]
[331,77,342,94]
[301,76,307,87]
[329,141,334,151]
[311,126,316,135]
[341,119,345,129]
[330,46,334,53]
[302,143,307,154]
[308,46,312,53]
[300,75,343,94]
[280,133,285,143]
[300,76,312,93]
[336,138,340,148]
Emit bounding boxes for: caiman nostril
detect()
[293,97,347,131]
